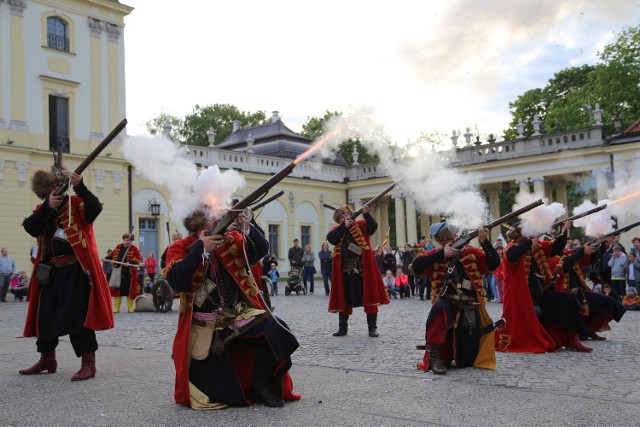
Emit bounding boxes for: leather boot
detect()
[564,334,593,352]
[248,347,284,407]
[126,297,135,313]
[366,313,379,337]
[332,313,349,337]
[19,351,57,375]
[427,343,448,375]
[588,331,606,341]
[113,297,121,313]
[71,352,96,381]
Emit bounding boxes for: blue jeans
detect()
[321,267,331,295]
[302,266,315,293]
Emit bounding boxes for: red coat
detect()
[144,257,157,275]
[24,196,114,336]
[496,240,557,353]
[328,220,390,312]
[109,243,142,298]
[414,246,496,371]
[165,233,299,408]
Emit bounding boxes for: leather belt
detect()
[49,255,78,268]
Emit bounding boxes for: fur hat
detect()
[183,210,208,234]
[122,233,135,241]
[333,205,352,223]
[506,221,523,241]
[30,170,65,200]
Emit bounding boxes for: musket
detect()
[350,178,402,220]
[54,118,128,196]
[250,190,285,211]
[551,204,607,228]
[206,162,296,236]
[451,199,544,250]
[587,220,640,246]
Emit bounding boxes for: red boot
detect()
[565,334,593,352]
[19,351,57,375]
[71,352,96,381]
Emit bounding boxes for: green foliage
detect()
[180,104,267,146]
[504,25,640,139]
[145,113,183,141]
[301,110,379,164]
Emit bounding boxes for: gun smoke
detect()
[122,135,245,225]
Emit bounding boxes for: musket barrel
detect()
[451,199,544,249]
[207,161,296,235]
[250,190,285,211]
[54,118,128,196]
[552,204,607,228]
[350,179,400,219]
[588,220,640,246]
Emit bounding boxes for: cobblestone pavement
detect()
[2,289,639,404]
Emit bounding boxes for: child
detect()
[383,270,397,299]
[622,287,640,310]
[143,277,153,294]
[268,263,279,296]
[395,267,411,299]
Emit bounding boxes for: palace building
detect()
[1,1,639,273]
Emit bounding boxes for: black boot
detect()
[248,345,284,407]
[427,343,447,375]
[367,313,379,337]
[333,313,349,336]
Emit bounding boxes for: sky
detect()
[123,1,640,145]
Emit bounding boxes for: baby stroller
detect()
[285,266,306,296]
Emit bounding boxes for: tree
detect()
[301,110,379,164]
[145,113,183,141]
[180,104,267,146]
[504,24,640,139]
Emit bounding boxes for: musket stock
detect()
[206,162,296,235]
[451,199,544,249]
[54,119,128,196]
[552,204,607,228]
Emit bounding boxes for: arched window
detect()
[47,17,69,52]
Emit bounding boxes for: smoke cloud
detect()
[122,135,245,225]
[572,200,614,237]
[514,192,565,237]
[317,108,488,230]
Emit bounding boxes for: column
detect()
[488,189,501,243]
[9,0,27,131]
[393,194,406,247]
[531,176,545,195]
[350,198,362,212]
[405,196,417,246]
[515,178,530,195]
[595,168,609,202]
[555,180,568,213]
[379,198,390,248]
[372,203,382,247]
[88,18,105,141]
[419,211,430,240]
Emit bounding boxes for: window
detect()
[301,225,311,248]
[139,218,157,230]
[47,17,69,52]
[49,95,69,153]
[268,224,279,258]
